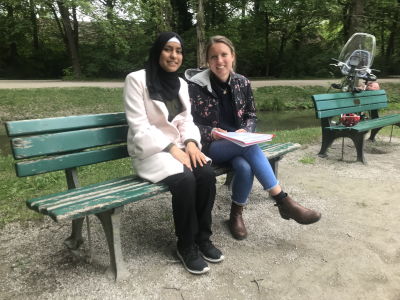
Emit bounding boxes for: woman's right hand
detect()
[211,127,227,140]
[169,145,192,171]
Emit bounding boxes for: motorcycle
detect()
[330,32,379,93]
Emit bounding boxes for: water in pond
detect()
[256,109,319,132]
[0,109,319,156]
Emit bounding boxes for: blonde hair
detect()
[206,35,236,69]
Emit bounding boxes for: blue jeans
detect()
[208,139,279,206]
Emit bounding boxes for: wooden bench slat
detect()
[315,97,387,113]
[12,125,128,159]
[313,91,388,118]
[16,145,129,177]
[49,183,169,221]
[43,180,158,212]
[6,112,127,137]
[316,103,386,119]
[312,90,387,101]
[353,114,400,131]
[27,176,137,211]
[260,142,300,156]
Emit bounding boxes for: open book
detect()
[214,131,275,147]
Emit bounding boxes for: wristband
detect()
[163,143,175,152]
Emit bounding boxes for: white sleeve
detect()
[123,72,172,159]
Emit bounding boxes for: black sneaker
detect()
[176,244,210,275]
[198,241,224,263]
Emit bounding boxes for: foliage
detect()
[1,0,400,79]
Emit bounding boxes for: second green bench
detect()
[312,90,400,163]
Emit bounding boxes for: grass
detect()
[0,87,124,122]
[299,155,317,164]
[1,85,400,228]
[253,82,400,111]
[254,86,328,111]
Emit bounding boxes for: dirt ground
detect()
[1,136,400,300]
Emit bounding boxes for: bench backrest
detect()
[312,90,387,119]
[5,112,129,177]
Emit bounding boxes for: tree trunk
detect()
[196,0,206,68]
[385,0,400,68]
[347,0,365,38]
[72,5,79,52]
[264,10,270,77]
[29,0,39,50]
[56,0,82,78]
[5,5,18,64]
[276,33,288,77]
[104,0,115,21]
[170,0,192,32]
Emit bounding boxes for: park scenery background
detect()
[1,1,400,298]
[1,0,400,80]
[1,85,400,299]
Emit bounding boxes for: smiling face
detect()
[158,41,183,72]
[207,42,235,82]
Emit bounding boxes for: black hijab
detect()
[145,32,184,101]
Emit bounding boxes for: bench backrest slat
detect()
[11,125,128,159]
[6,112,131,177]
[312,90,387,118]
[15,145,129,177]
[6,112,127,137]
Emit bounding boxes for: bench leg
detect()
[350,132,368,164]
[64,217,84,250]
[224,172,234,186]
[318,130,336,157]
[269,156,281,178]
[95,207,129,281]
[368,127,383,141]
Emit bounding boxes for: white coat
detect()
[124,69,203,183]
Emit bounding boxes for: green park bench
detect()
[5,112,300,281]
[312,90,400,163]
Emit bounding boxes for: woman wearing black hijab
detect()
[124,32,224,274]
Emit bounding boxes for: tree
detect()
[384,0,400,70]
[195,0,206,67]
[347,0,365,38]
[170,0,193,32]
[29,0,39,50]
[47,0,82,78]
[1,0,399,78]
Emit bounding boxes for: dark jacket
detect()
[186,69,257,152]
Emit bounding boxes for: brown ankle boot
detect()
[229,203,247,240]
[275,195,321,225]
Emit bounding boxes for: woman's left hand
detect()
[185,142,207,168]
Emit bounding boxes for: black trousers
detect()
[161,163,216,249]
